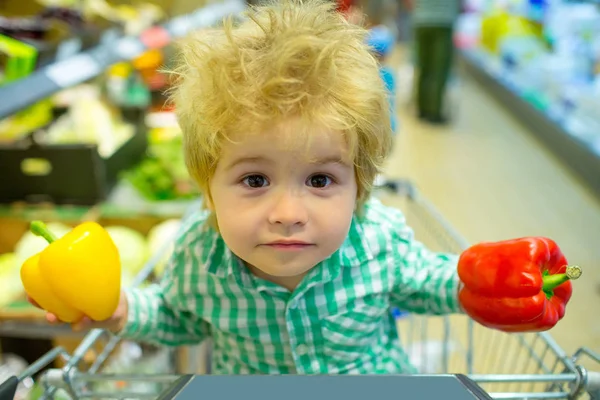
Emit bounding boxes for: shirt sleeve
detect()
[116,213,211,346]
[387,210,464,315]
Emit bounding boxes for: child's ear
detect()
[204,195,214,211]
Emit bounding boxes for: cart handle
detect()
[0,376,17,400]
[586,370,600,392]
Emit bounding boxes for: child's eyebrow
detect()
[225,155,350,171]
[308,156,349,166]
[225,156,270,170]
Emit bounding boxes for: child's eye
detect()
[307,174,333,188]
[242,174,269,188]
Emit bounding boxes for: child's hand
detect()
[27,291,129,333]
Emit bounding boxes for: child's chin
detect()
[258,263,314,278]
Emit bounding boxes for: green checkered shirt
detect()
[119,197,462,374]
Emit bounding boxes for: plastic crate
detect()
[0,108,148,206]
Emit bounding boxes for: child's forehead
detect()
[225,118,352,160]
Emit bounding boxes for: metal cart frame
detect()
[3,180,599,400]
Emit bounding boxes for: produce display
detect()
[0,216,182,398]
[46,87,137,158]
[104,226,148,278]
[0,353,35,400]
[123,117,200,201]
[0,53,189,310]
[13,223,72,268]
[0,219,181,311]
[0,0,214,391]
[0,253,23,308]
[146,218,181,276]
[0,33,54,142]
[0,223,71,308]
[0,82,139,153]
[457,0,600,154]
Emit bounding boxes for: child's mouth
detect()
[263,241,314,251]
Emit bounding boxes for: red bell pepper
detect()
[457,237,581,333]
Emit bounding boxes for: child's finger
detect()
[72,316,93,332]
[27,295,41,309]
[45,313,59,324]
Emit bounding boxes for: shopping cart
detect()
[1,180,598,400]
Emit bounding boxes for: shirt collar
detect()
[202,232,270,290]
[336,210,376,267]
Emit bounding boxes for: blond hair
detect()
[169,0,393,214]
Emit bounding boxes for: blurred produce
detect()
[0,222,70,308]
[147,218,181,276]
[0,34,37,85]
[105,225,150,286]
[36,0,165,35]
[0,353,34,400]
[123,119,199,201]
[0,34,54,142]
[0,253,23,308]
[0,8,85,44]
[1,81,138,155]
[44,91,136,158]
[91,341,172,396]
[14,222,71,268]
[461,0,600,150]
[0,101,53,143]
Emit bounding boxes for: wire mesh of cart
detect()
[2,179,599,400]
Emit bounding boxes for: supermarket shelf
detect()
[0,181,200,221]
[0,319,87,339]
[0,0,246,120]
[459,49,600,199]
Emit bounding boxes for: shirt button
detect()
[296,344,309,356]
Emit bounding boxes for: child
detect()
[34,0,562,375]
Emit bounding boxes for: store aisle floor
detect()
[382,47,600,355]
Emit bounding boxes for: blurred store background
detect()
[0,0,599,398]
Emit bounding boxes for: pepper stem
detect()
[30,221,58,244]
[542,265,582,294]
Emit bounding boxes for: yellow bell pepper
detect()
[20,221,121,322]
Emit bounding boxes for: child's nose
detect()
[268,191,309,226]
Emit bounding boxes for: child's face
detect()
[209,119,358,282]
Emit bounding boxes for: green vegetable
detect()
[123,158,181,201]
[0,253,24,307]
[14,222,71,267]
[105,226,149,277]
[123,130,199,201]
[147,219,181,276]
